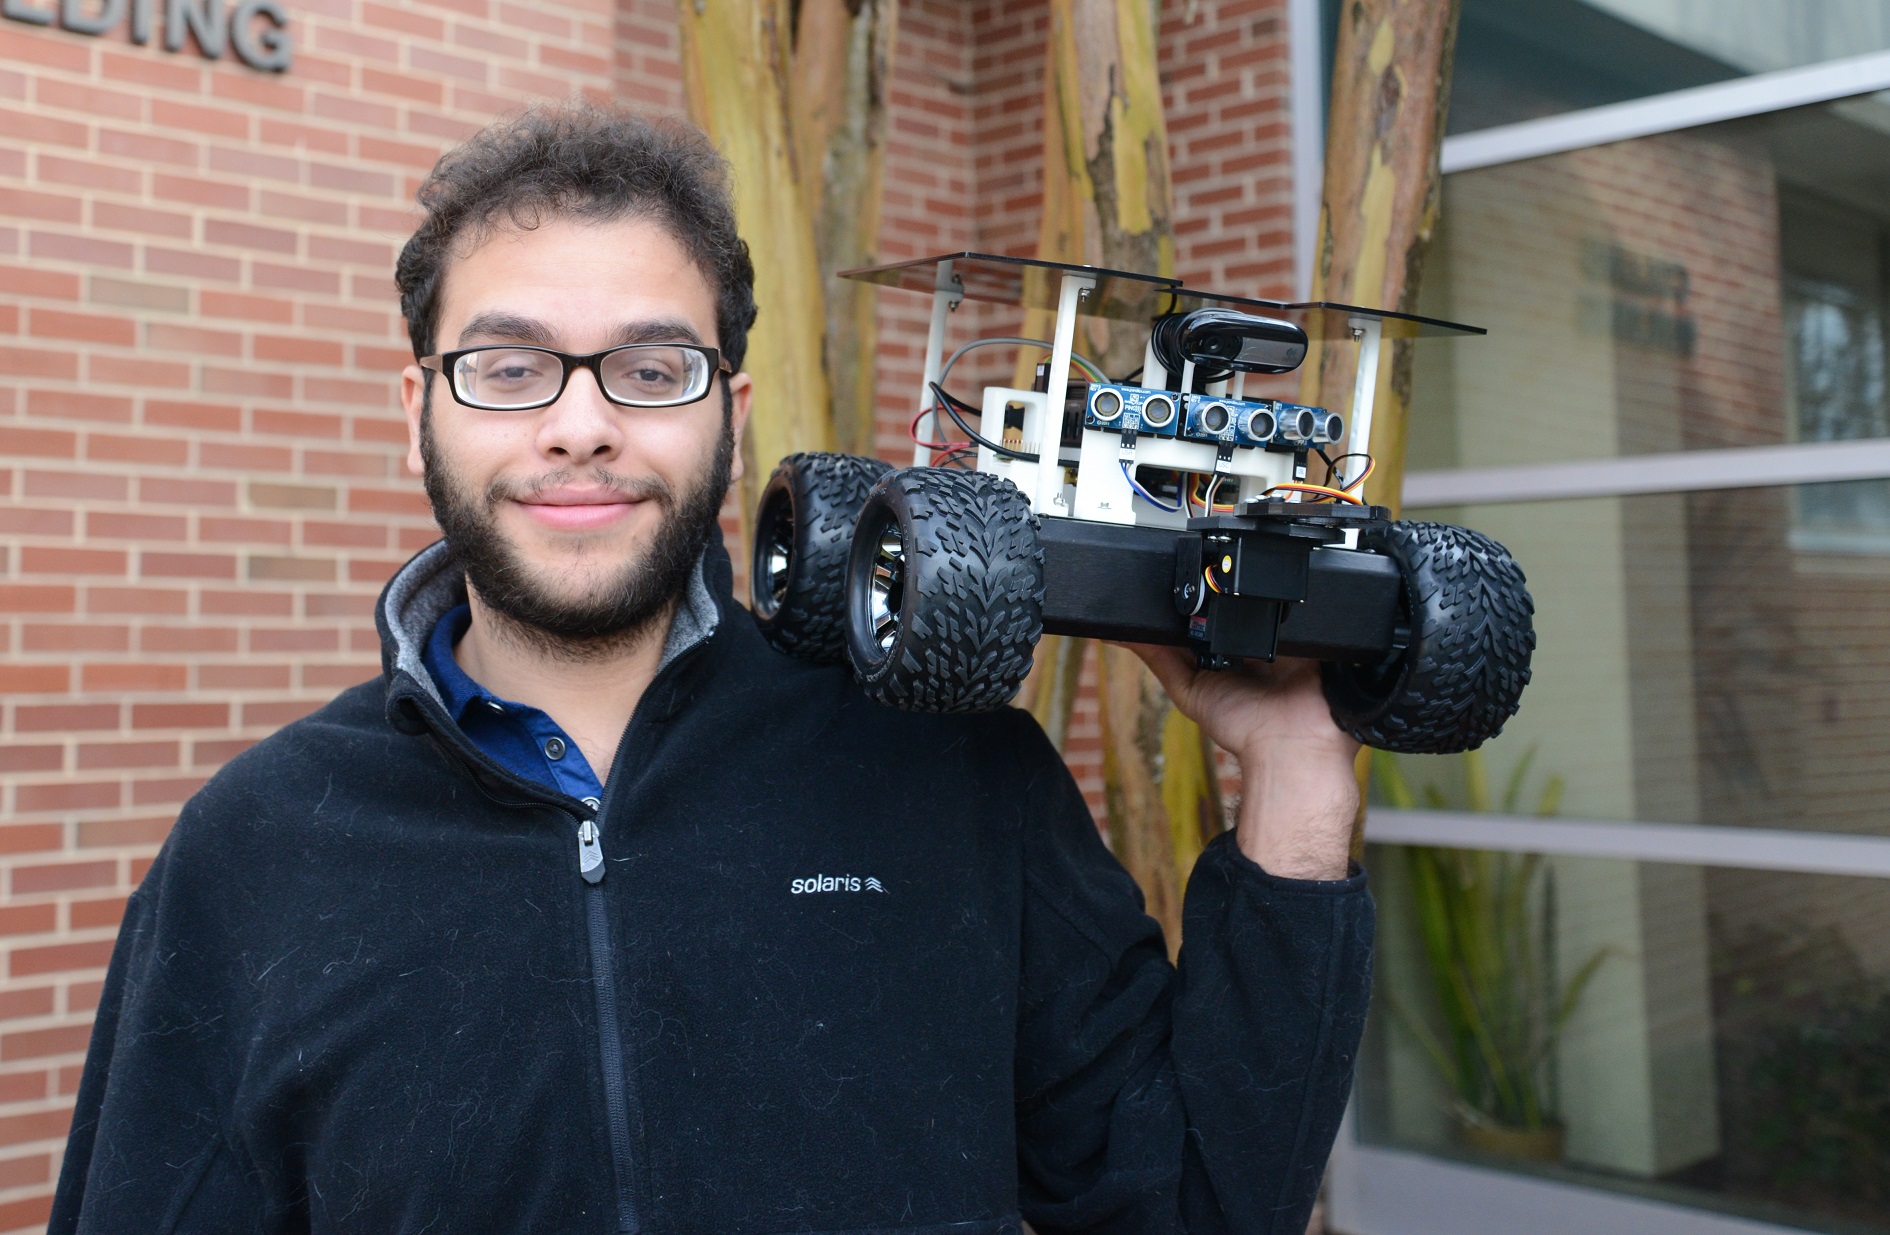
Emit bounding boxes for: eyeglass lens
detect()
[450,346,711,409]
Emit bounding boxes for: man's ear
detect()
[726,371,754,485]
[401,365,428,477]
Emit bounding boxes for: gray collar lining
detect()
[380,542,721,708]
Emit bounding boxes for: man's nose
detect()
[535,365,624,464]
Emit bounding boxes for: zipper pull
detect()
[577,819,605,884]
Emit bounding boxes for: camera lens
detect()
[1092,389,1123,421]
[1141,394,1176,428]
[1201,402,1230,434]
[1243,408,1277,441]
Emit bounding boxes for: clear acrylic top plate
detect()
[838,252,1485,339]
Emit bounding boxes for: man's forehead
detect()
[434,214,717,342]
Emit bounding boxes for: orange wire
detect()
[1263,482,1365,505]
[1340,455,1375,494]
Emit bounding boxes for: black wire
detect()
[929,382,1040,463]
[1325,450,1370,487]
[1315,446,1337,483]
[1115,366,1143,385]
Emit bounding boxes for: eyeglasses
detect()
[418,343,733,411]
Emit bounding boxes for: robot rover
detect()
[748,253,1533,754]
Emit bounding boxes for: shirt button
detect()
[544,736,566,761]
[483,700,505,714]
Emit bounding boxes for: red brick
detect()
[78,816,173,847]
[204,218,298,255]
[26,388,132,423]
[0,343,77,380]
[81,663,188,692]
[19,547,123,575]
[76,740,180,770]
[0,1186,55,1226]
[86,512,187,541]
[0,746,61,774]
[152,98,248,140]
[90,200,194,239]
[86,432,188,467]
[0,262,79,299]
[23,468,124,500]
[21,624,129,653]
[143,399,242,433]
[13,780,115,812]
[139,625,238,653]
[10,861,118,900]
[0,1153,51,1190]
[0,426,74,458]
[0,1024,91,1062]
[28,230,133,269]
[131,702,228,729]
[0,186,79,224]
[34,79,144,123]
[67,896,127,931]
[85,586,189,616]
[140,552,236,580]
[11,704,117,733]
[0,585,75,615]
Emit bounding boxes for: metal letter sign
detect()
[4,0,292,71]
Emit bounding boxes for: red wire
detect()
[909,406,960,451]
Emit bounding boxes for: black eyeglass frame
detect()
[418,343,734,411]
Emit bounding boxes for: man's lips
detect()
[511,488,643,531]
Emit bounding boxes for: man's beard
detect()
[419,395,733,661]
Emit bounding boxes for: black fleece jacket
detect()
[50,539,1373,1235]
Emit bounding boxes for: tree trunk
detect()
[1014,0,1216,956]
[790,0,898,457]
[678,0,836,515]
[1301,0,1461,850]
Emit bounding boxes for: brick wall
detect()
[0,0,1298,1225]
[0,1,623,1224]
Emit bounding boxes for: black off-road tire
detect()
[844,468,1044,713]
[751,452,894,664]
[1323,521,1535,754]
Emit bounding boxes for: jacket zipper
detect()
[571,808,640,1234]
[439,760,641,1234]
[405,638,711,1235]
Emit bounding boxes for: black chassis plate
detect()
[1036,516,1403,664]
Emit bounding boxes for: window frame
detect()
[1296,32,1890,1235]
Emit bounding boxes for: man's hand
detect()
[1126,645,1359,881]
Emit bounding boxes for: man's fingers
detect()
[1115,641,1197,703]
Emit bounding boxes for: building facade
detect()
[0,1,1296,1227]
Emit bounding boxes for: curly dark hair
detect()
[394,103,758,372]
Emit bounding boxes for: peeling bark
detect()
[678,0,838,520]
[1012,0,1215,955]
[1302,0,1461,852]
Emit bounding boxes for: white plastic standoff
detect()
[1032,270,1097,515]
[1346,313,1383,482]
[913,259,963,467]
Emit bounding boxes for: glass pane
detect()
[1328,0,1890,135]
[838,253,1485,337]
[1396,486,1890,836]
[1409,98,1890,478]
[1359,849,1890,1234]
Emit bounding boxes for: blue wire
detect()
[1121,461,1180,512]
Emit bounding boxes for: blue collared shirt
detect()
[422,604,605,808]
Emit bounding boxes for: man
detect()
[51,105,1370,1235]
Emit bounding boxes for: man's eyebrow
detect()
[456,312,558,347]
[609,319,706,348]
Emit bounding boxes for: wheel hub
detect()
[868,525,906,655]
